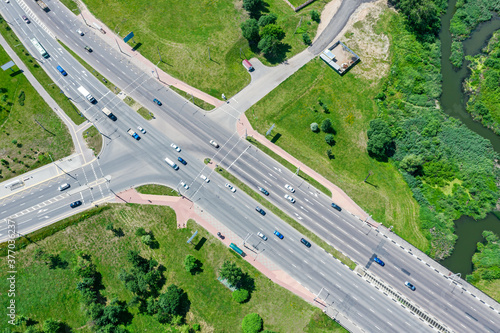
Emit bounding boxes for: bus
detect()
[229,243,245,257]
[30,38,49,58]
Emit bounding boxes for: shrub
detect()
[241,19,260,42]
[310,122,319,132]
[325,134,335,146]
[11,139,17,144]
[184,254,199,273]
[310,10,320,23]
[232,288,249,303]
[302,33,311,45]
[193,323,201,331]
[242,313,263,333]
[258,13,277,27]
[105,223,114,231]
[18,91,25,106]
[135,227,147,237]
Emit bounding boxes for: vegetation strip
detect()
[135,184,180,196]
[215,165,356,270]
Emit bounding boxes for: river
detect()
[438,0,500,276]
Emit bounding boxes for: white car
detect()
[210,140,219,148]
[284,184,295,193]
[284,194,295,203]
[77,29,84,36]
[181,182,189,190]
[137,126,146,134]
[200,175,210,183]
[257,232,268,241]
[170,143,181,152]
[225,183,236,193]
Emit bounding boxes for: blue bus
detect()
[229,243,245,257]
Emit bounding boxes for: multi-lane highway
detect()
[0,0,499,332]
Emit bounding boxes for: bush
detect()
[135,227,147,237]
[232,289,249,303]
[242,313,263,333]
[310,122,319,132]
[325,134,335,146]
[320,118,334,133]
[11,139,17,144]
[310,10,320,23]
[302,33,311,45]
[18,91,25,106]
[184,254,199,273]
[449,41,464,68]
[193,323,201,331]
[105,223,114,231]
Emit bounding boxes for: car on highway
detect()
[300,238,311,248]
[284,194,295,203]
[200,175,210,183]
[210,140,219,148]
[284,184,295,193]
[177,157,187,165]
[257,232,267,241]
[331,202,342,211]
[258,187,269,196]
[181,182,189,190]
[405,281,416,291]
[5,0,9,3]
[373,257,385,266]
[84,46,92,52]
[70,200,82,208]
[274,230,284,239]
[225,183,236,193]
[170,143,181,152]
[58,183,70,191]
[77,29,84,36]
[255,206,266,215]
[153,98,162,106]
[137,126,146,134]
[22,15,30,23]
[56,65,67,76]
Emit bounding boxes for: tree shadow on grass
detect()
[190,260,204,275]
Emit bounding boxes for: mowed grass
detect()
[0,19,85,125]
[82,125,102,156]
[0,45,72,182]
[82,0,326,98]
[135,184,179,196]
[0,204,346,332]
[246,55,428,251]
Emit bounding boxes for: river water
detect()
[438,0,500,275]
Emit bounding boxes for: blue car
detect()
[153,98,162,106]
[70,200,82,208]
[373,257,385,266]
[255,206,266,215]
[405,281,416,291]
[177,157,187,165]
[258,187,269,196]
[331,202,342,211]
[274,230,284,239]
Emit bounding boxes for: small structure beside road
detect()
[320,41,360,75]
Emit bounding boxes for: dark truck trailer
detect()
[35,0,50,12]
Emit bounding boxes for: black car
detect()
[255,206,266,215]
[177,157,187,165]
[258,187,269,196]
[84,46,92,52]
[300,238,311,248]
[331,202,342,211]
[70,200,82,208]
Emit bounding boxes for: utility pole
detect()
[208,47,211,61]
[157,45,162,62]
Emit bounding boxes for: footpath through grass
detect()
[0,40,72,182]
[81,0,326,98]
[216,166,356,270]
[0,204,347,332]
[0,17,85,125]
[245,10,428,251]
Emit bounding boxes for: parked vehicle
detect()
[257,232,267,241]
[255,206,266,215]
[127,128,140,140]
[258,187,269,196]
[153,98,162,106]
[101,107,117,121]
[77,86,96,103]
[242,59,254,72]
[405,281,416,291]
[210,140,219,148]
[331,202,342,211]
[164,157,179,170]
[274,230,284,239]
[225,183,236,193]
[229,243,245,257]
[70,200,82,208]
[284,184,295,193]
[373,257,385,266]
[177,157,187,165]
[300,238,311,248]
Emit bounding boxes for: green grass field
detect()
[0,43,72,182]
[135,184,179,196]
[82,0,327,98]
[82,126,102,156]
[0,19,85,126]
[245,11,428,251]
[0,204,346,332]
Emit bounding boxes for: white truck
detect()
[164,157,179,170]
[127,128,140,140]
[77,86,96,103]
[101,107,117,121]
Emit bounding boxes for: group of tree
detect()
[240,0,286,57]
[106,222,124,237]
[219,260,252,303]
[34,248,68,269]
[310,117,336,147]
[74,251,131,332]
[389,0,443,41]
[12,316,69,333]
[467,230,500,283]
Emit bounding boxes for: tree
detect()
[302,33,311,45]
[242,313,263,333]
[320,118,334,133]
[42,319,64,333]
[141,235,153,246]
[241,19,260,42]
[325,134,335,146]
[400,154,423,174]
[157,284,184,323]
[135,227,147,237]
[310,122,319,132]
[105,223,114,231]
[310,10,320,22]
[232,289,249,303]
[258,13,277,27]
[219,260,244,286]
[184,255,199,273]
[366,119,392,159]
[242,0,263,14]
[260,24,285,41]
[393,0,440,39]
[126,250,149,271]
[258,36,281,56]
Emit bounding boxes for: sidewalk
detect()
[74,0,224,108]
[236,113,377,226]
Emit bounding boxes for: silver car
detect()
[257,232,268,241]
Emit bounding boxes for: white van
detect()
[58,183,70,191]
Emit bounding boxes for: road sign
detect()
[187,230,198,244]
[266,123,275,136]
[124,32,134,43]
[1,61,15,71]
